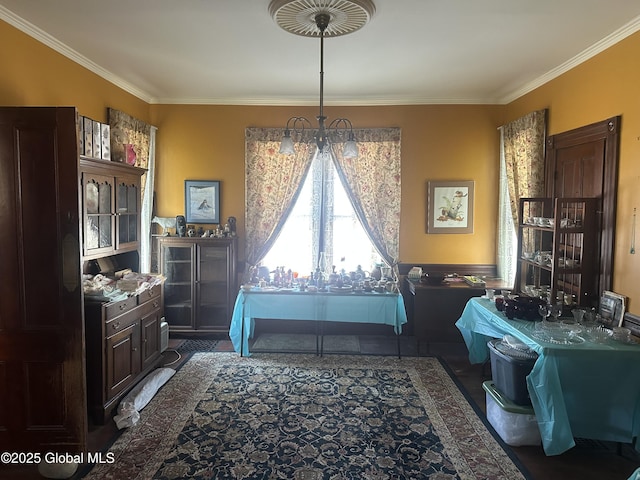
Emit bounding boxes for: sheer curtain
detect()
[140,126,157,272]
[497,109,547,285]
[244,128,314,275]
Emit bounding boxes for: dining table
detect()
[456,297,640,456]
[229,287,408,357]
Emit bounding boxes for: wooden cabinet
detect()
[0,106,87,458]
[515,197,598,307]
[85,285,162,424]
[404,278,485,353]
[159,236,237,334]
[80,156,145,260]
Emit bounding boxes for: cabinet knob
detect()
[119,303,127,310]
[112,322,120,329]
[132,347,137,352]
[153,301,159,308]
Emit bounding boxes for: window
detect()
[261,151,380,277]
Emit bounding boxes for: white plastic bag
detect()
[114,367,175,429]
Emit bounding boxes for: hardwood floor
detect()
[435,342,639,480]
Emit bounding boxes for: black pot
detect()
[420,273,445,285]
[504,296,546,321]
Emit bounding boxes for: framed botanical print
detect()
[185,180,220,224]
[427,180,474,234]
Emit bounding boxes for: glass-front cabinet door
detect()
[197,245,231,329]
[161,243,195,329]
[82,173,114,257]
[115,175,140,250]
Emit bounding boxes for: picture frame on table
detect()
[599,290,626,327]
[185,180,220,224]
[426,180,474,234]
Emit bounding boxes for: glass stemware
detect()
[571,308,585,324]
[550,303,563,322]
[538,304,551,322]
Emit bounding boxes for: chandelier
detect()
[269,0,376,158]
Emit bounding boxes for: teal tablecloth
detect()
[456,297,640,456]
[229,289,408,356]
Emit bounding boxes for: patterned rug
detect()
[84,353,531,480]
[175,338,220,353]
[251,333,361,353]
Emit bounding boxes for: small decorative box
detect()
[78,115,84,155]
[83,116,93,157]
[101,124,111,160]
[92,120,101,159]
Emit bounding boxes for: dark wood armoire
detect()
[0,107,87,470]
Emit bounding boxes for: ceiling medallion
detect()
[269,0,376,37]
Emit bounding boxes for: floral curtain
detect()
[498,109,547,284]
[108,108,152,202]
[244,128,314,274]
[331,128,402,273]
[107,108,155,271]
[502,109,547,223]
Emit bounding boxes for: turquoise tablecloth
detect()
[456,297,640,456]
[229,289,408,356]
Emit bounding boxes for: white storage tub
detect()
[483,380,541,446]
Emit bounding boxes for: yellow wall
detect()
[150,104,504,266]
[2,17,639,310]
[0,20,149,124]
[504,31,640,310]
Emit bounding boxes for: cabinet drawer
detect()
[105,296,136,319]
[137,295,162,317]
[105,310,137,337]
[138,285,161,306]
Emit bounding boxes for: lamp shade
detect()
[279,132,295,154]
[342,139,358,158]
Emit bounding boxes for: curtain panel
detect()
[502,109,547,224]
[244,128,314,273]
[498,109,547,284]
[107,108,155,272]
[331,128,402,271]
[244,127,402,279]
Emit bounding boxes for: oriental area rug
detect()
[84,353,531,480]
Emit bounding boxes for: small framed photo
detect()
[599,290,626,327]
[427,180,474,234]
[185,180,220,224]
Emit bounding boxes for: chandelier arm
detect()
[276,4,362,159]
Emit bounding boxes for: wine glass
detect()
[550,303,563,322]
[538,304,551,322]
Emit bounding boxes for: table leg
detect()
[240,296,246,357]
[397,333,401,359]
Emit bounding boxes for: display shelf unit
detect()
[515,197,598,307]
[159,236,237,334]
[80,156,145,260]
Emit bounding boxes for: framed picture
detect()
[426,180,474,233]
[599,290,626,327]
[185,180,220,224]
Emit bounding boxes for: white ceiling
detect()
[2,0,640,106]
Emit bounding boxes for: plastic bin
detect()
[488,338,538,405]
[483,381,541,446]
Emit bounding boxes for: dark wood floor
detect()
[432,341,639,480]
